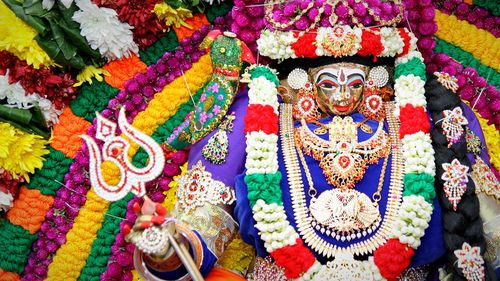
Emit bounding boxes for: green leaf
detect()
[0,105,33,126]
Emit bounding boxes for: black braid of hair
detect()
[425,77,496,280]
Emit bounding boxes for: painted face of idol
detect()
[312,65,366,116]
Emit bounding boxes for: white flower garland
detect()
[73,0,138,61]
[248,76,280,112]
[402,132,436,176]
[257,26,416,60]
[245,44,435,280]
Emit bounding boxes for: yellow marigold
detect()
[74,65,110,87]
[0,1,53,68]
[162,163,187,212]
[0,122,49,181]
[152,3,193,29]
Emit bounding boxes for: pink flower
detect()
[200,112,208,123]
[213,105,221,115]
[209,83,220,93]
[200,93,206,102]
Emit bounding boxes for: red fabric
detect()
[399,104,431,138]
[374,239,414,281]
[270,238,316,279]
[398,28,412,57]
[244,104,279,135]
[358,28,384,59]
[291,30,317,58]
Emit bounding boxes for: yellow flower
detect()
[162,163,187,212]
[0,122,49,181]
[0,1,54,69]
[74,65,110,87]
[152,3,193,29]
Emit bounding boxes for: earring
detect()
[293,83,321,122]
[359,89,385,121]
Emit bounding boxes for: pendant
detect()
[201,113,235,165]
[320,151,367,190]
[309,189,380,241]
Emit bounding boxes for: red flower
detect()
[292,30,317,58]
[358,28,384,59]
[374,239,414,281]
[270,238,316,279]
[398,28,412,57]
[399,104,430,138]
[244,104,279,135]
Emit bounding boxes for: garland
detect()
[434,39,500,91]
[472,0,500,16]
[434,10,499,72]
[256,26,416,60]
[473,110,500,180]
[50,108,92,159]
[436,0,500,37]
[243,45,435,280]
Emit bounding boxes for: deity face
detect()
[309,64,367,116]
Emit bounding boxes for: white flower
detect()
[394,74,426,108]
[392,195,433,249]
[252,200,298,251]
[245,131,279,174]
[395,51,424,66]
[0,73,62,125]
[402,132,436,176]
[380,27,404,57]
[257,30,296,60]
[42,0,74,10]
[248,76,279,112]
[73,0,138,61]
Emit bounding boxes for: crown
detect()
[256,0,415,60]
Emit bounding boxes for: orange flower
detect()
[174,14,209,41]
[0,269,20,281]
[51,107,91,158]
[6,186,54,234]
[103,54,147,89]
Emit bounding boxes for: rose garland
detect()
[243,39,435,280]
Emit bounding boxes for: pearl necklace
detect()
[280,102,404,258]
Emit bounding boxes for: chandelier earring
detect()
[358,66,389,121]
[288,68,321,122]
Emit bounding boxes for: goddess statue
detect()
[120,1,500,280]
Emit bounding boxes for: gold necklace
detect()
[295,116,390,190]
[280,102,404,258]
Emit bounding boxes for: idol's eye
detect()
[317,78,339,89]
[348,79,363,89]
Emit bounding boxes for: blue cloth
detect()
[235,112,445,266]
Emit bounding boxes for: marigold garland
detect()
[6,186,54,235]
[51,107,92,158]
[435,10,500,72]
[0,2,53,69]
[45,189,110,281]
[0,269,20,281]
[102,54,147,89]
[138,31,179,66]
[0,123,49,181]
[473,0,500,16]
[162,163,187,212]
[70,78,119,122]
